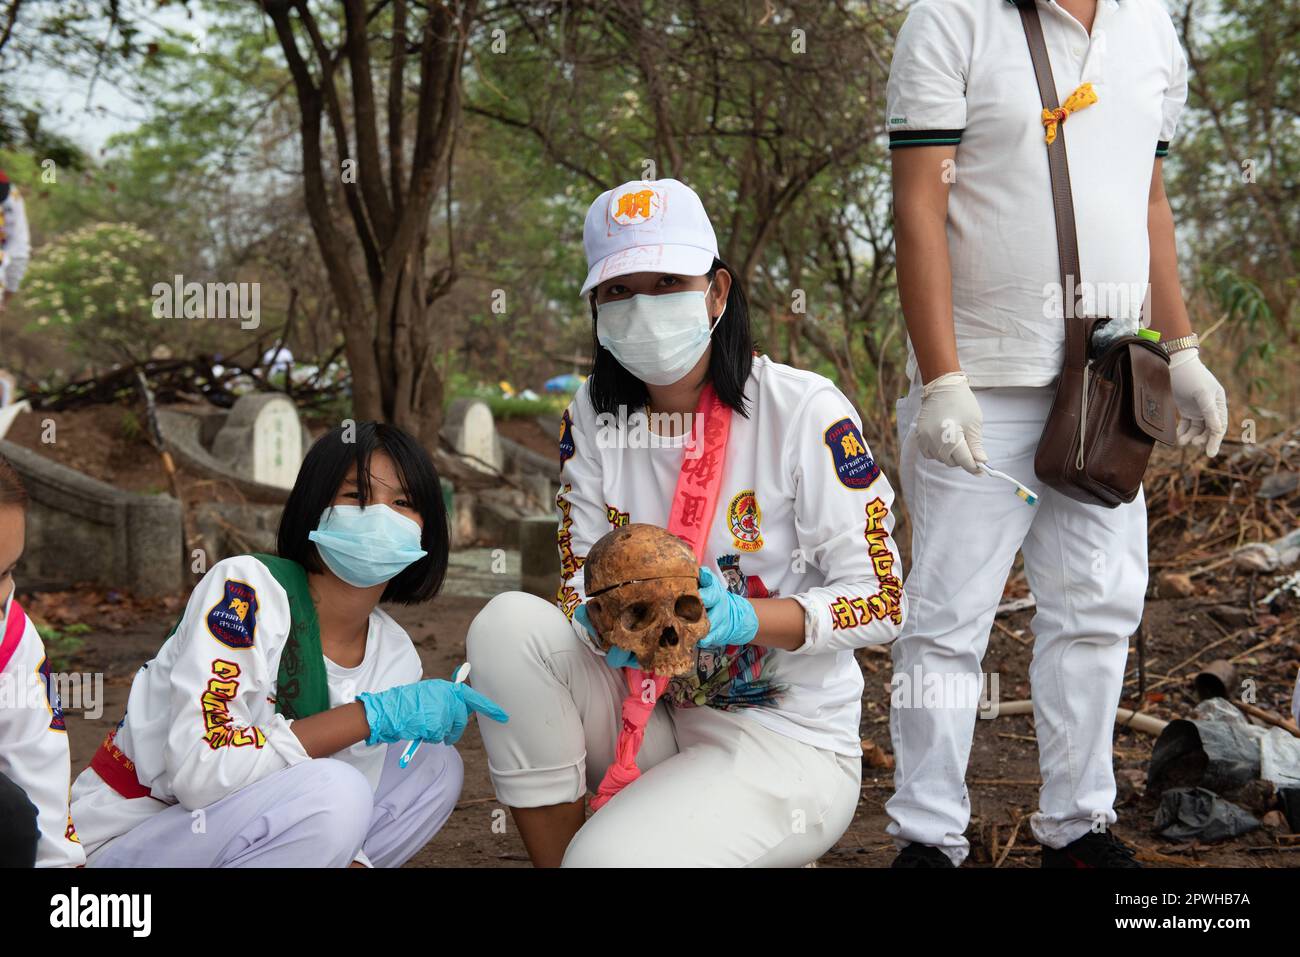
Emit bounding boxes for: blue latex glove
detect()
[697,567,759,650]
[574,603,639,669]
[357,679,509,746]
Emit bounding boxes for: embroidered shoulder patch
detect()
[206,579,258,649]
[823,418,881,489]
[559,409,576,468]
[38,657,66,731]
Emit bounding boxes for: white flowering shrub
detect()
[22,222,165,362]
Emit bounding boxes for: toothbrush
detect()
[979,464,1039,506]
[399,661,471,769]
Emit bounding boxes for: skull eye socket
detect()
[620,602,655,631]
[674,595,703,622]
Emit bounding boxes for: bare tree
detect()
[260,0,473,440]
[0,2,21,56]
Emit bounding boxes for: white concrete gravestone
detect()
[211,394,305,490]
[444,397,503,474]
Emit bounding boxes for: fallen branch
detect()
[992,618,1032,647]
[995,596,1036,617]
[996,699,1169,736]
[994,814,1026,869]
[1230,699,1300,738]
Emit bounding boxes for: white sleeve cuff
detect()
[265,715,313,766]
[785,594,827,655]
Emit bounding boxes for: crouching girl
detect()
[466,179,906,867]
[0,455,84,867]
[70,422,507,867]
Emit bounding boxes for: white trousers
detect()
[466,592,862,867]
[88,739,463,867]
[887,385,1146,864]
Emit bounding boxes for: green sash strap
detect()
[252,553,331,721]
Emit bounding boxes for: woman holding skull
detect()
[465,178,906,866]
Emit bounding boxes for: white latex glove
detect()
[1169,348,1227,457]
[915,371,987,474]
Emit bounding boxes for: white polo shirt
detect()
[886,0,1188,387]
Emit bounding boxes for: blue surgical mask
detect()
[308,504,427,588]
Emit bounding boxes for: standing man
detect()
[885,0,1227,868]
[0,169,31,313]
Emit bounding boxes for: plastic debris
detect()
[1231,527,1300,574]
[1258,471,1300,500]
[1260,727,1300,790]
[1148,699,1264,795]
[1154,787,1261,842]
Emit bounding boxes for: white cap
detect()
[580,178,719,296]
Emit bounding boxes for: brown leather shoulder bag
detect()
[1016,0,1177,508]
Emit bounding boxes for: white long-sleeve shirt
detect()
[0,588,85,867]
[70,554,422,858]
[557,355,906,757]
[0,187,31,293]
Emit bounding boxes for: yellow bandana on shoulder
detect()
[1041,82,1097,145]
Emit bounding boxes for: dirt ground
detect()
[36,584,1297,869]
[497,416,557,461]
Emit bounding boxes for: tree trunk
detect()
[262,0,471,446]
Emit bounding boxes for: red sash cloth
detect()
[0,597,27,674]
[590,383,731,811]
[89,728,154,800]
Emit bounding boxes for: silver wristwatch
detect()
[1162,333,1200,356]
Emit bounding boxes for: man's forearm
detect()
[1147,160,1194,341]
[892,150,960,384]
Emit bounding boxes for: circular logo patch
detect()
[727,490,763,552]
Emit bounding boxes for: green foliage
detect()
[0,148,115,240]
[1203,265,1274,334]
[119,409,143,444]
[485,394,571,420]
[21,222,166,363]
[5,0,1298,426]
[1167,0,1299,408]
[445,373,570,419]
[35,622,91,672]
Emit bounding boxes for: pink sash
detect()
[0,598,27,674]
[590,383,732,810]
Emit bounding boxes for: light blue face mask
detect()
[308,504,428,588]
[596,282,724,386]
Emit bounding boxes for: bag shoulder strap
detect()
[1016,0,1087,370]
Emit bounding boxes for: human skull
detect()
[583,523,708,676]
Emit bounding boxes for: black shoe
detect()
[891,843,956,868]
[1042,830,1141,868]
